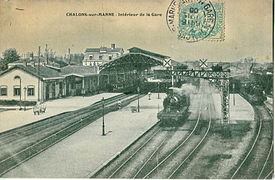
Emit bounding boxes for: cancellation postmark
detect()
[166,0,225,42]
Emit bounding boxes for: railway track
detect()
[143,94,212,179]
[0,93,142,177]
[0,94,126,142]
[92,93,214,179]
[229,105,273,179]
[167,96,212,179]
[0,94,130,160]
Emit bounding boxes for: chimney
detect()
[111,44,116,49]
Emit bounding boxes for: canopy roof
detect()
[128,47,170,60]
[99,52,164,73]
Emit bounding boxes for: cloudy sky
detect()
[0,0,273,62]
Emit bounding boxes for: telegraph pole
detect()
[37,46,40,102]
[68,48,71,65]
[171,66,174,87]
[137,86,140,112]
[45,44,48,64]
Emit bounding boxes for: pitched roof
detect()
[128,47,170,60]
[99,53,163,72]
[0,65,62,79]
[61,65,98,77]
[85,47,123,53]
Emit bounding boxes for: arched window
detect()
[14,75,21,80]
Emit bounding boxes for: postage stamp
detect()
[166,0,225,42]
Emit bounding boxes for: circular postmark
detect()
[166,0,177,32]
[166,0,217,42]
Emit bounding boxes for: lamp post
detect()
[14,76,22,110]
[102,97,105,136]
[157,82,160,99]
[23,87,27,111]
[137,86,140,112]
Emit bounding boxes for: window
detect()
[99,55,103,60]
[13,86,21,96]
[27,86,35,96]
[89,55,93,60]
[0,86,7,96]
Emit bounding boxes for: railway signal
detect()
[199,59,208,68]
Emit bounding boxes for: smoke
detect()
[170,83,197,96]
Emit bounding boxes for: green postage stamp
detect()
[166,0,225,42]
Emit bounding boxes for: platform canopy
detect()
[99,47,169,73]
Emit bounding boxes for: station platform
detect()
[2,93,165,178]
[0,93,121,133]
[212,93,254,124]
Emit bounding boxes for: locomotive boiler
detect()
[157,90,190,126]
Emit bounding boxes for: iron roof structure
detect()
[128,47,170,60]
[99,52,164,73]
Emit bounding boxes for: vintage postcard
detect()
[0,0,273,179]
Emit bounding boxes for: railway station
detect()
[0,47,273,179]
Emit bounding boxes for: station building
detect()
[0,65,64,103]
[0,64,134,103]
[0,64,101,103]
[0,46,168,104]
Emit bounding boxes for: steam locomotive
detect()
[157,90,190,126]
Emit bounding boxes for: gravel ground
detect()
[149,126,208,179]
[112,130,170,178]
[164,81,258,179]
[231,106,273,179]
[170,104,272,179]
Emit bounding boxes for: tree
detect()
[3,48,20,63]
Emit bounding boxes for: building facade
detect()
[0,62,117,103]
[0,65,64,103]
[82,44,124,67]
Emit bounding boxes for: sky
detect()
[0,0,273,62]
